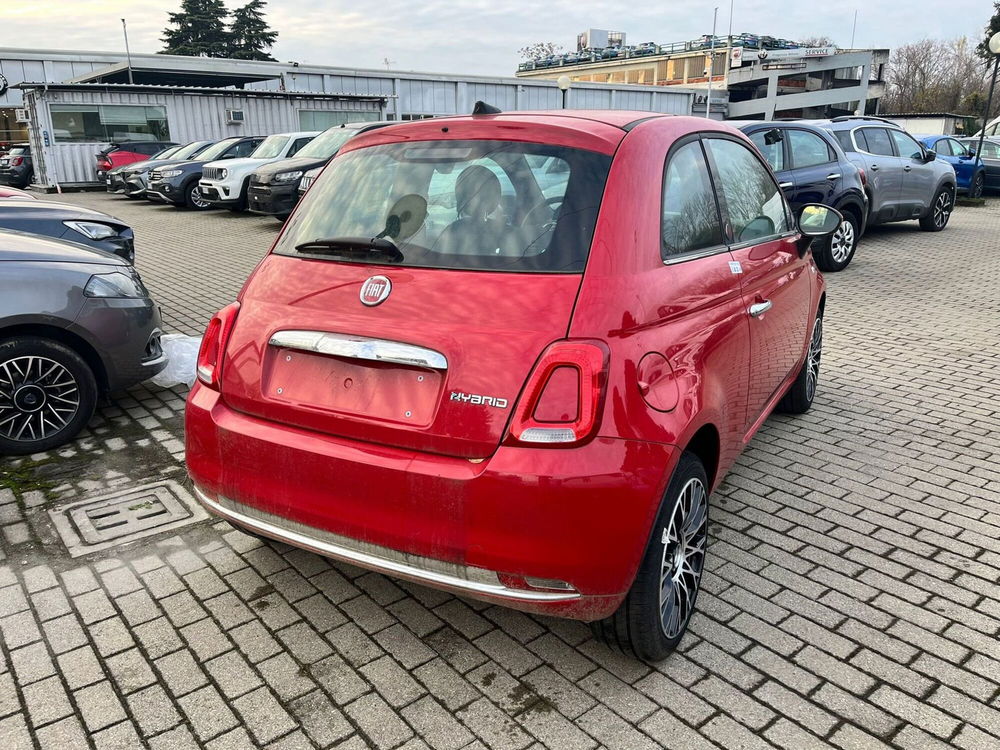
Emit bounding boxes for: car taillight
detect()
[858,167,867,187]
[196,302,240,389]
[506,340,609,446]
[10,157,23,167]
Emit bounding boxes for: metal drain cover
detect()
[50,480,209,557]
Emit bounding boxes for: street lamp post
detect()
[557,75,571,109]
[121,18,134,85]
[976,32,1000,162]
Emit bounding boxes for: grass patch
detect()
[0,459,57,498]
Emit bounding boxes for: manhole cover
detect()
[50,480,209,557]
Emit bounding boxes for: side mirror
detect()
[921,150,936,163]
[797,204,842,237]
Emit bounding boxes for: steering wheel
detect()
[520,195,564,228]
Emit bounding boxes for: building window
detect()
[298,110,379,130]
[49,104,169,143]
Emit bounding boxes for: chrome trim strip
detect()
[269,330,448,370]
[192,485,580,602]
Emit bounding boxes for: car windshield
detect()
[152,145,181,159]
[273,139,613,273]
[196,138,242,162]
[293,128,359,160]
[172,141,211,160]
[7,148,27,156]
[251,135,290,159]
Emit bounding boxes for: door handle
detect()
[903,165,912,172]
[870,164,879,171]
[826,173,841,180]
[748,300,772,318]
[778,181,793,189]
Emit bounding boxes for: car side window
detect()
[660,140,724,259]
[227,140,258,158]
[860,128,895,156]
[933,140,952,156]
[288,137,313,157]
[889,130,923,160]
[705,137,790,244]
[945,139,967,157]
[748,130,785,171]
[787,129,833,168]
[833,131,855,152]
[981,141,1000,158]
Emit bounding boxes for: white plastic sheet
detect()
[148,334,202,388]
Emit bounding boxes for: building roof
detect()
[14,82,390,101]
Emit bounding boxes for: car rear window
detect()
[274,140,612,273]
[832,131,854,153]
[7,148,28,156]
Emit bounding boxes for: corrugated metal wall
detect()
[28,89,382,186]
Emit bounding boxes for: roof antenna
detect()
[472,101,502,115]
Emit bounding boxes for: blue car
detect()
[737,121,868,272]
[917,135,986,197]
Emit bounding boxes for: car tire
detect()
[811,211,859,272]
[777,315,822,415]
[0,337,98,456]
[184,181,212,211]
[590,451,709,662]
[970,172,985,199]
[919,186,954,231]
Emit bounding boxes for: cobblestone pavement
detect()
[1,191,999,749]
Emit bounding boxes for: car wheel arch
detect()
[683,423,720,492]
[0,322,108,391]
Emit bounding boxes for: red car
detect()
[95,142,176,181]
[0,186,35,199]
[186,110,836,661]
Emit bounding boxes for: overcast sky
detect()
[4,1,993,76]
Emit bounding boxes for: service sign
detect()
[756,47,836,61]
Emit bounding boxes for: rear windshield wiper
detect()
[294,237,404,263]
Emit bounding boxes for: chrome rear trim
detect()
[192,485,580,602]
[269,330,448,370]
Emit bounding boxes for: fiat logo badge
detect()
[360,275,392,306]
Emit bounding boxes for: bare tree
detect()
[518,42,564,61]
[883,37,998,116]
[800,36,836,47]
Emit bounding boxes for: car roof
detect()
[340,111,706,157]
[266,131,321,138]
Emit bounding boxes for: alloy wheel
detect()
[805,317,823,402]
[659,477,708,639]
[933,191,953,229]
[0,356,80,443]
[972,174,984,199]
[190,186,210,209]
[829,219,855,264]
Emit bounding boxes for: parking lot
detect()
[1,190,999,749]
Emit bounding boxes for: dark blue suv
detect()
[736,121,868,272]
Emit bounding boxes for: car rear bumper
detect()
[247,183,297,217]
[185,384,674,619]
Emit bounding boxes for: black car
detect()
[146,136,263,210]
[0,201,135,263]
[0,230,165,455]
[248,121,392,219]
[106,144,183,193]
[121,140,215,199]
[737,121,868,271]
[0,144,33,188]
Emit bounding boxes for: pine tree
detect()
[228,0,278,61]
[161,0,231,57]
[978,1,1000,61]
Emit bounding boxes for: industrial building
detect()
[0,47,695,188]
[517,30,888,120]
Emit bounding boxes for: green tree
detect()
[161,0,231,57]
[228,0,278,61]
[977,1,1000,61]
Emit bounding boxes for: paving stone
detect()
[91,720,143,750]
[10,642,55,685]
[127,684,182,736]
[232,685,298,744]
[104,647,157,693]
[0,713,35,750]
[345,692,414,749]
[178,684,240,741]
[22,675,73,728]
[207,649,264,699]
[155,648,209,697]
[35,715,89,750]
[57,646,105,690]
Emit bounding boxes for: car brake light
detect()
[196,301,240,389]
[10,157,23,167]
[506,340,609,446]
[857,167,867,187]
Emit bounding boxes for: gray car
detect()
[0,230,165,455]
[818,117,957,231]
[0,144,33,188]
[0,200,135,263]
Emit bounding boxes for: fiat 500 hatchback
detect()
[186,110,835,661]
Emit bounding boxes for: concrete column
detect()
[856,62,871,115]
[765,72,778,119]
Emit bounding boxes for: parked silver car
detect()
[0,230,165,454]
[819,116,957,231]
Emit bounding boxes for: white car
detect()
[199,131,318,211]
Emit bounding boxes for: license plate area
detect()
[264,348,442,426]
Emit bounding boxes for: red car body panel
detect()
[0,186,35,200]
[186,112,826,620]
